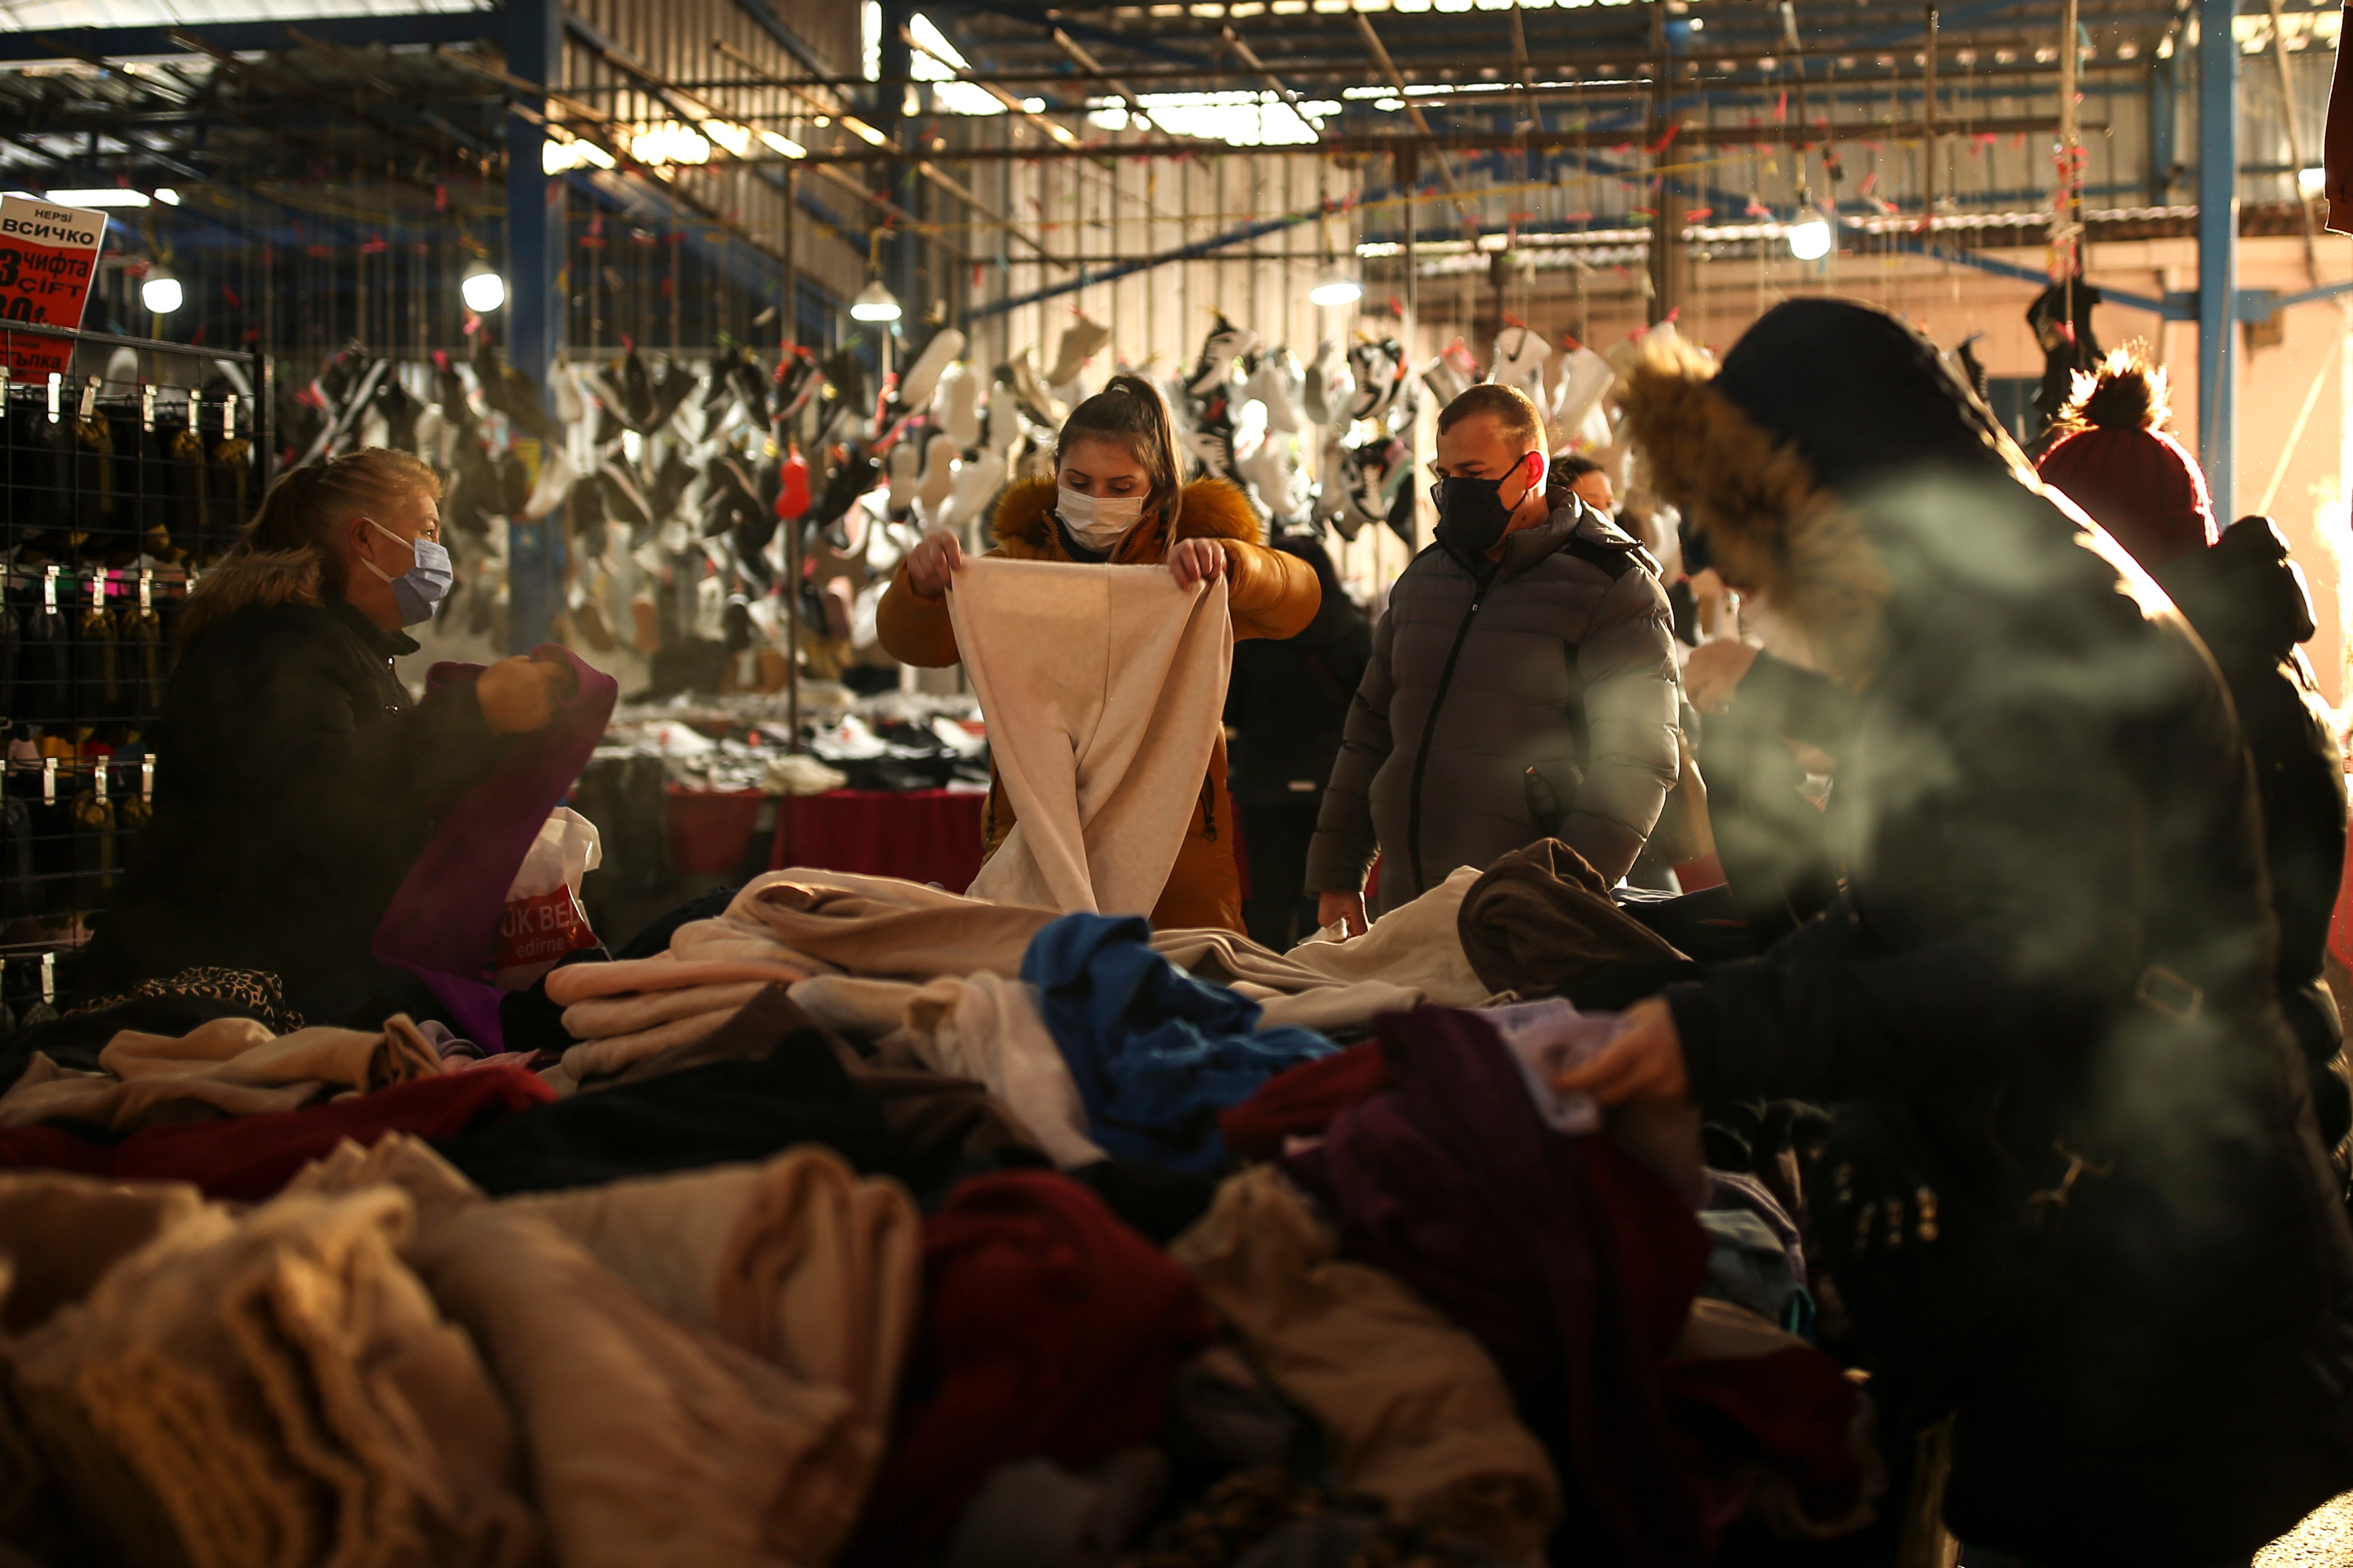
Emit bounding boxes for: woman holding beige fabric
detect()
[878,376,1319,933]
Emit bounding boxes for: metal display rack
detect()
[0,321,269,1026]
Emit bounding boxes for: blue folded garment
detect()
[1022,912,1337,1174]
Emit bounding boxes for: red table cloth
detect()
[770,788,986,891]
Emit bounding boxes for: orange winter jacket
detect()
[877,475,1319,932]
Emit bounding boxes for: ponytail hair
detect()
[1057,373,1185,532]
[180,447,441,642]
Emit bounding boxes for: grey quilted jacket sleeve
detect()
[1303,604,1397,895]
[1562,567,1683,883]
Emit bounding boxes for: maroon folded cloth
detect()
[1283,1005,1713,1568]
[0,1063,554,1202]
[1218,1040,1389,1159]
[846,1170,1214,1565]
[1661,1348,1867,1528]
[374,645,619,1050]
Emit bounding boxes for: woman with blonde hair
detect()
[94,448,566,1011]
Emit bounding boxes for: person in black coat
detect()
[1223,532,1370,948]
[1566,300,2353,1563]
[2027,344,2350,1159]
[2159,519,2351,1149]
[92,450,567,1016]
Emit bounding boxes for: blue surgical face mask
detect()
[362,518,454,626]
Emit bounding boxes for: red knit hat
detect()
[2034,347,2217,568]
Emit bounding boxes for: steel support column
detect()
[2197,0,2238,519]
[505,0,567,652]
[879,1,917,342]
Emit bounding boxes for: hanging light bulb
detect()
[1786,213,1833,261]
[852,277,902,323]
[1309,263,1363,307]
[139,263,182,315]
[461,261,507,313]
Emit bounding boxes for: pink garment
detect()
[374,646,618,1050]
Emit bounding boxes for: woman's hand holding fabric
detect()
[476,656,565,735]
[1552,997,1689,1105]
[1169,537,1227,592]
[906,533,965,600]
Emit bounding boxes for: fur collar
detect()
[178,548,325,643]
[989,475,1263,562]
[1618,336,1891,681]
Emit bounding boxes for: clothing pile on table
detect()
[0,843,1876,1568]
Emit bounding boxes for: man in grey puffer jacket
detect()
[1307,384,1682,930]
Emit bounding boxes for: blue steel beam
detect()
[0,12,495,65]
[727,0,837,80]
[506,0,566,654]
[965,195,1363,322]
[2197,0,2236,519]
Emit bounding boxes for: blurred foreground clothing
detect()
[2156,517,2351,1145]
[1620,297,2353,1564]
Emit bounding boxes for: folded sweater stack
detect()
[0,1014,447,1132]
[546,868,1070,1086]
[2,1137,922,1568]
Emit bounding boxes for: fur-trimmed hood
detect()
[177,548,326,643]
[1617,298,2044,680]
[989,474,1262,562]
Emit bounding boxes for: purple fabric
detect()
[1280,1005,1712,1568]
[373,646,616,1051]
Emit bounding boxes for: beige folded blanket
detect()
[103,1017,441,1087]
[4,1178,537,1568]
[1153,867,1492,1005]
[560,1010,747,1084]
[562,980,773,1041]
[545,956,811,1005]
[0,1055,319,1129]
[787,975,927,1041]
[503,1144,919,1437]
[721,868,1059,979]
[0,1017,444,1132]
[416,1203,867,1568]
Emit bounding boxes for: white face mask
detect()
[1056,485,1147,551]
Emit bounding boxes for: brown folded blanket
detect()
[1455,840,1692,1000]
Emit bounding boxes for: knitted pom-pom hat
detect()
[2034,345,2217,569]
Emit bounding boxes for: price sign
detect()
[0,198,106,377]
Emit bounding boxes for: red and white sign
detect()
[495,884,598,974]
[0,197,106,377]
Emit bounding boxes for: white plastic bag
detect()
[493,807,604,989]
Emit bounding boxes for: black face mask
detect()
[1431,458,1537,556]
